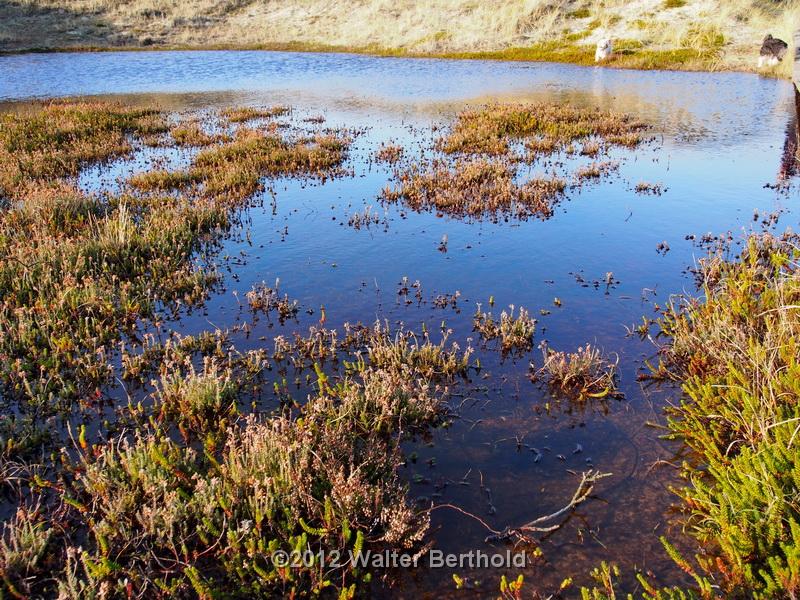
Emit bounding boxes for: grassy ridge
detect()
[2,0,797,76]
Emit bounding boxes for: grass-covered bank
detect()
[0,38,788,78]
[1,0,797,77]
[581,232,800,598]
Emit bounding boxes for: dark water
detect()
[2,50,798,596]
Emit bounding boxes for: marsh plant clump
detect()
[382,158,566,221]
[4,355,466,598]
[348,205,383,229]
[220,105,291,123]
[0,183,227,412]
[0,101,348,417]
[0,101,167,197]
[131,127,350,202]
[380,102,651,222]
[635,180,665,195]
[473,304,537,354]
[437,103,648,156]
[574,160,620,182]
[0,100,493,597]
[374,143,404,164]
[246,280,300,323]
[534,344,619,401]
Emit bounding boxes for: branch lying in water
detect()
[430,470,611,544]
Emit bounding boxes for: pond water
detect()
[1,50,798,596]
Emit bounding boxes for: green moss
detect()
[568,7,592,18]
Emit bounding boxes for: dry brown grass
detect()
[4,0,797,76]
[130,127,350,202]
[438,103,647,156]
[382,158,566,221]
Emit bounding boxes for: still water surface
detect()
[2,50,798,596]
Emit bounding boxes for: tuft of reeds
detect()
[221,105,290,123]
[382,158,565,221]
[535,344,619,401]
[437,103,646,156]
[246,280,300,323]
[190,128,349,202]
[53,337,464,597]
[473,304,536,354]
[366,322,472,380]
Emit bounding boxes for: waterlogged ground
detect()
[1,51,799,596]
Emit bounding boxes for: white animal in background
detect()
[758,34,788,68]
[595,38,613,63]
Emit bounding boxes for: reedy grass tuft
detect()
[535,344,619,401]
[438,103,647,156]
[473,304,537,355]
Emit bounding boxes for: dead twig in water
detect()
[430,470,611,544]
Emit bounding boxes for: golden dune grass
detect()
[2,0,797,76]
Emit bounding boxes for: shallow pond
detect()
[1,50,799,596]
